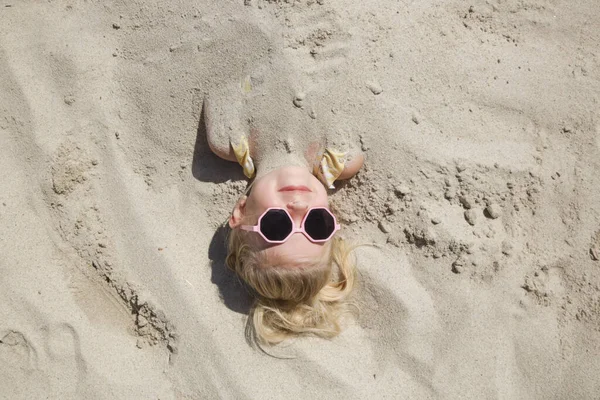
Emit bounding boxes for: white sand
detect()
[1,0,600,398]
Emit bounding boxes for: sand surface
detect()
[1,0,600,398]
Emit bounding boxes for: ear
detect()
[229,196,247,228]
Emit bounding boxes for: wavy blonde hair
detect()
[226,224,357,345]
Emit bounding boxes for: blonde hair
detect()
[226,225,357,345]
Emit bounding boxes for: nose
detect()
[287,200,309,212]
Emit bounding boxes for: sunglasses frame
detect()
[239,207,341,244]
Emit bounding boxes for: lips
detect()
[279,185,312,192]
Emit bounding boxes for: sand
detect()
[1,0,600,398]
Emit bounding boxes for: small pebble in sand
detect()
[394,184,411,197]
[112,23,121,30]
[366,81,383,95]
[64,95,75,105]
[317,0,325,4]
[464,209,477,225]
[387,234,402,247]
[293,92,305,108]
[465,243,475,254]
[411,112,421,125]
[308,108,317,119]
[431,217,441,225]
[137,315,148,327]
[485,203,501,219]
[378,221,391,234]
[444,189,455,200]
[456,163,466,173]
[452,257,466,274]
[459,195,473,209]
[501,241,513,256]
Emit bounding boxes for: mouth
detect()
[279,185,312,192]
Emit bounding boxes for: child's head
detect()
[226,166,356,345]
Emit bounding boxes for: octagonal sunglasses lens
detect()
[304,209,336,241]
[260,209,293,241]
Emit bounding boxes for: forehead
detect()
[262,233,328,263]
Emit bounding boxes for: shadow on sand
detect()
[207,224,254,315]
[192,104,253,315]
[192,104,245,184]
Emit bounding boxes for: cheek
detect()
[315,187,329,206]
[247,184,278,211]
[307,175,329,205]
[247,191,269,212]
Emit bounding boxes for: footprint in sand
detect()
[0,330,41,398]
[0,330,39,373]
[41,323,89,397]
[0,324,89,398]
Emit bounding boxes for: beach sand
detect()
[1,0,599,398]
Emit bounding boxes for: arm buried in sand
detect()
[208,124,361,185]
[205,92,363,185]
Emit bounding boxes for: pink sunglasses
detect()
[240,207,341,244]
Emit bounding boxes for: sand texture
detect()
[1,0,600,398]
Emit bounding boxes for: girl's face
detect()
[230,166,331,262]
